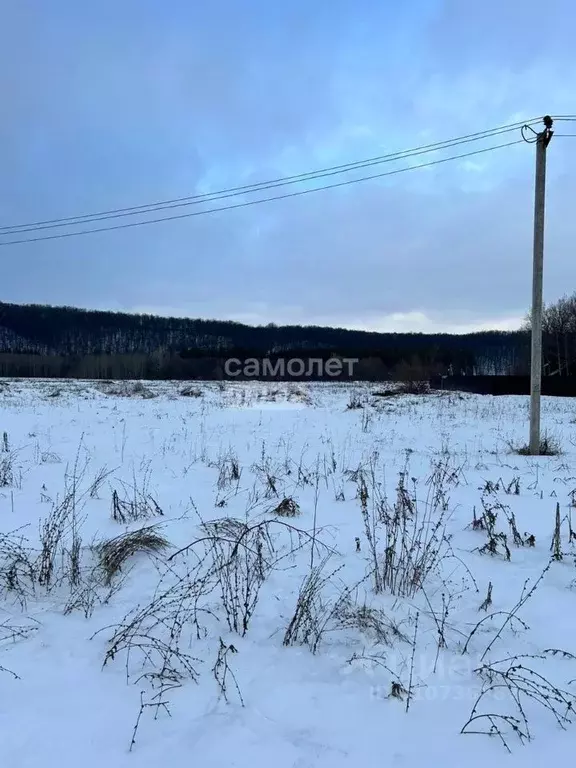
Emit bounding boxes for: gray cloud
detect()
[1,0,575,331]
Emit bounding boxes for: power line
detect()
[0,117,543,235]
[0,139,524,246]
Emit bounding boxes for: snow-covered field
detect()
[1,378,575,767]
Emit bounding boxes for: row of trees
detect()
[0,300,540,380]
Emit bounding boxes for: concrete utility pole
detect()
[529,116,554,455]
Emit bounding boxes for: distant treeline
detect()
[0,350,462,381]
[0,300,533,380]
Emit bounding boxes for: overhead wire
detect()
[521,124,539,143]
[552,114,576,134]
[0,117,543,235]
[0,139,525,246]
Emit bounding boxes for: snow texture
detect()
[0,378,575,766]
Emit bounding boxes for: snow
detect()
[1,378,575,766]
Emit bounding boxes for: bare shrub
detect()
[212,637,244,705]
[129,692,169,752]
[0,455,126,613]
[1,502,113,620]
[166,514,334,644]
[89,465,113,499]
[0,616,39,645]
[283,555,346,653]
[346,651,407,695]
[282,554,409,655]
[346,393,364,410]
[37,492,79,588]
[0,452,15,487]
[97,560,213,691]
[334,599,409,645]
[479,581,493,612]
[550,502,564,561]
[461,653,576,752]
[99,513,333,741]
[358,459,455,597]
[471,487,531,560]
[0,529,37,607]
[202,518,274,636]
[215,452,242,492]
[111,487,163,524]
[396,380,430,395]
[462,561,552,658]
[63,562,125,619]
[358,473,382,592]
[250,448,282,499]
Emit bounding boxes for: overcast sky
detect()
[1,0,575,333]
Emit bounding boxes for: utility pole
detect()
[529,116,554,455]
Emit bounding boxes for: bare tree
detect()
[524,292,576,376]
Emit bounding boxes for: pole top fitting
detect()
[542,115,554,146]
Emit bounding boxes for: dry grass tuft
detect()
[273,497,301,517]
[512,433,562,456]
[180,386,203,398]
[96,526,170,585]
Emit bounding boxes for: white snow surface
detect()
[0,378,575,766]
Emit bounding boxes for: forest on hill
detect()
[0,301,530,380]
